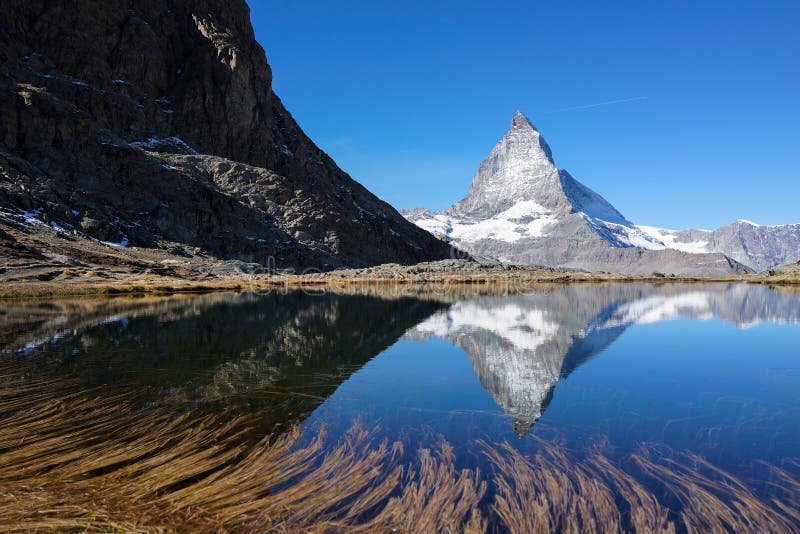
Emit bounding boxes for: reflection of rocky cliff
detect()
[406,283,800,434]
[1,292,444,430]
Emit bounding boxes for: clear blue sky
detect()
[249,1,799,229]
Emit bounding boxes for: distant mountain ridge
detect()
[402,112,753,275]
[637,220,800,271]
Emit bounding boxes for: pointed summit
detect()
[402,110,754,276]
[510,110,537,131]
[505,110,552,164]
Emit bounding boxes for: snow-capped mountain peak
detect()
[404,111,667,260]
[510,110,545,135]
[637,220,800,271]
[401,111,755,275]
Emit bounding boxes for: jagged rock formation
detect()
[405,283,800,434]
[402,112,752,276]
[638,220,800,271]
[0,0,451,271]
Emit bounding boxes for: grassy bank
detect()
[0,275,798,301]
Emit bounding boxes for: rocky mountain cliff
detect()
[0,0,451,273]
[402,112,752,276]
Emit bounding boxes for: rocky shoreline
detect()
[1,255,798,300]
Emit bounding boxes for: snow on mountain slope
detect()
[415,200,560,244]
[636,226,713,253]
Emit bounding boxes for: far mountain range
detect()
[403,112,799,274]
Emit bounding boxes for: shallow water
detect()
[3,282,800,527]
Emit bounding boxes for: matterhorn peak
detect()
[402,111,759,276]
[445,110,558,218]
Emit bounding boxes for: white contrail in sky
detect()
[543,96,648,114]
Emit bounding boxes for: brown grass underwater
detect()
[1,361,799,533]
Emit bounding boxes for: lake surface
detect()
[3,282,800,529]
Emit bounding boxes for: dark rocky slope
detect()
[0,0,450,271]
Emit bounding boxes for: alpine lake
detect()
[2,282,799,532]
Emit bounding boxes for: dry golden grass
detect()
[0,363,486,533]
[633,448,800,532]
[0,359,798,533]
[4,265,799,300]
[487,441,625,533]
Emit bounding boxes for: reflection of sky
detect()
[549,320,800,463]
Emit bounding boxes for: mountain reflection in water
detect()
[405,283,800,435]
[2,283,799,438]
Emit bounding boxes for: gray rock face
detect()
[449,112,559,219]
[402,112,751,276]
[638,221,800,271]
[0,0,451,270]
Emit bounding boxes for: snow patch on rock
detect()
[415,199,559,244]
[131,136,198,155]
[637,225,712,254]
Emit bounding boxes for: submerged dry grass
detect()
[0,360,798,533]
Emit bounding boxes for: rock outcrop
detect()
[0,0,451,271]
